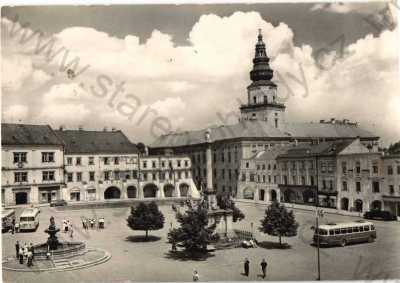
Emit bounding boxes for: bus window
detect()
[359,226,364,232]
[319,229,328,235]
[340,228,347,234]
[329,230,334,236]
[371,225,375,230]
[353,227,359,232]
[335,229,340,235]
[364,226,370,231]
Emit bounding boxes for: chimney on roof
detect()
[78,125,83,131]
[103,126,108,132]
[59,125,65,131]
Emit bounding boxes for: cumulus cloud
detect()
[310,2,388,14]
[2,105,29,122]
[1,11,399,145]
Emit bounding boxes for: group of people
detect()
[244,258,268,278]
[62,219,74,239]
[81,217,105,230]
[15,241,34,267]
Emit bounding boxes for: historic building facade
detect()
[56,128,199,203]
[150,31,379,199]
[381,154,400,217]
[1,124,64,206]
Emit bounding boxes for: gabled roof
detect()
[1,123,64,146]
[54,130,138,155]
[150,120,378,148]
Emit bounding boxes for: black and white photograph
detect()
[1,1,400,282]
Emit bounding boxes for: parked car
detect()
[50,199,68,207]
[363,210,396,221]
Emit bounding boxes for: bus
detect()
[2,209,15,232]
[19,208,40,232]
[313,221,376,247]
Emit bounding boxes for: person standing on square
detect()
[244,258,250,276]
[260,258,268,278]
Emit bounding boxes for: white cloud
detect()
[2,105,29,122]
[1,11,399,145]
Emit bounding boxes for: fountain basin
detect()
[33,241,86,260]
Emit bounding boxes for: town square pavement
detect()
[2,202,400,282]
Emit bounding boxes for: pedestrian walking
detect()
[70,227,74,239]
[15,241,20,258]
[260,258,268,278]
[19,247,24,264]
[11,218,15,234]
[27,250,33,267]
[23,243,28,259]
[244,258,250,277]
[65,220,69,232]
[192,270,199,282]
[29,243,35,260]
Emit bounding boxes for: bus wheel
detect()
[368,236,374,243]
[341,239,347,247]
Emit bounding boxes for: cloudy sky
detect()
[1,3,399,146]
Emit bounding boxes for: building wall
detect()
[336,153,383,213]
[381,155,400,217]
[62,153,197,202]
[1,145,64,206]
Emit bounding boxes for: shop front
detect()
[38,186,60,203]
[383,196,400,220]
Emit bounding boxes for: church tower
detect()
[239,29,286,129]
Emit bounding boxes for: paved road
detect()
[2,203,400,282]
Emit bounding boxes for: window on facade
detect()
[185,171,189,178]
[184,160,189,167]
[250,174,255,182]
[13,152,27,163]
[322,180,326,189]
[42,152,55,163]
[267,164,270,170]
[389,185,394,194]
[114,157,119,165]
[309,161,314,169]
[397,166,400,175]
[342,181,348,191]
[242,173,246,182]
[228,169,232,180]
[356,182,361,192]
[372,181,380,193]
[310,176,315,186]
[152,161,156,168]
[257,164,260,170]
[373,163,378,174]
[67,173,73,182]
[328,163,334,173]
[221,169,225,180]
[262,175,266,183]
[104,171,110,180]
[283,175,288,185]
[89,172,95,181]
[356,161,361,174]
[176,160,180,168]
[88,156,94,165]
[221,152,225,163]
[273,175,277,184]
[143,172,148,181]
[104,157,109,165]
[67,157,72,165]
[388,166,393,175]
[301,176,306,185]
[132,170,138,179]
[342,162,347,174]
[143,161,147,168]
[76,157,81,166]
[292,176,297,185]
[329,180,333,190]
[257,175,260,183]
[42,171,55,181]
[14,172,28,183]
[76,172,82,182]
[246,162,249,169]
[203,169,207,177]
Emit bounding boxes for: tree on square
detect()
[127,202,165,241]
[167,205,216,254]
[259,201,299,247]
[216,191,245,222]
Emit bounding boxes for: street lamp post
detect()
[315,155,321,281]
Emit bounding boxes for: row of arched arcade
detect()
[103,183,191,200]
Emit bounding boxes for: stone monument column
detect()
[204,129,216,209]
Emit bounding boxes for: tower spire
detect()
[250,29,274,82]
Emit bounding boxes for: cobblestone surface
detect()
[2,203,400,282]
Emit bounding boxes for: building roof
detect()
[54,129,138,155]
[250,145,292,161]
[150,120,378,148]
[276,140,354,159]
[1,123,64,146]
